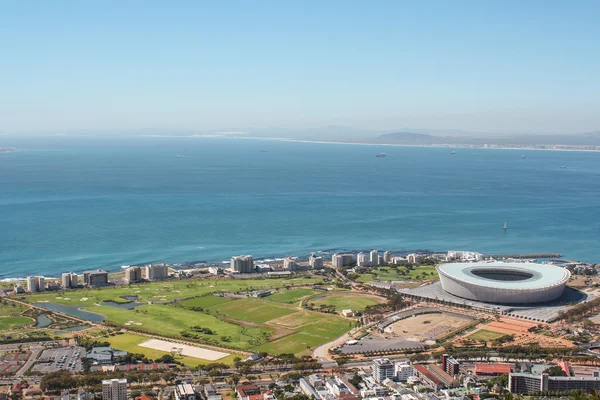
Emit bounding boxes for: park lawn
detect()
[105,333,237,367]
[357,265,438,282]
[88,304,271,349]
[467,329,506,342]
[178,296,232,309]
[310,293,383,311]
[265,289,317,304]
[0,316,33,330]
[207,298,297,324]
[26,276,322,307]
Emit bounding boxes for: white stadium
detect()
[436,262,571,304]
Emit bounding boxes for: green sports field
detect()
[357,265,437,282]
[207,298,297,324]
[309,292,384,311]
[467,329,506,342]
[266,289,317,304]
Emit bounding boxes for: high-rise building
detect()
[61,273,71,289]
[407,253,422,264]
[383,251,392,264]
[145,264,169,280]
[230,256,254,273]
[283,258,297,271]
[357,252,369,267]
[102,379,127,400]
[125,266,142,283]
[309,254,324,269]
[370,250,379,266]
[83,270,109,286]
[27,276,39,293]
[372,358,395,383]
[37,277,45,292]
[70,272,79,287]
[442,354,460,376]
[332,254,344,269]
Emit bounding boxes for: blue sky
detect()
[1,1,599,134]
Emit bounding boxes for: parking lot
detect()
[32,346,85,373]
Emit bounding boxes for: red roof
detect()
[414,364,444,385]
[475,364,512,375]
[559,361,571,376]
[247,395,264,400]
[135,396,153,400]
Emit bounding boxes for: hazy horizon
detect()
[2,1,600,135]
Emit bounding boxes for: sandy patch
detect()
[134,322,143,325]
[37,300,50,303]
[138,339,229,361]
[125,322,131,325]
[80,298,88,301]
[63,298,71,300]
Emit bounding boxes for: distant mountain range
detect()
[369,131,600,146]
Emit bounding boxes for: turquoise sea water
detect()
[1,135,600,278]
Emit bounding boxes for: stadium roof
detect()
[437,262,569,290]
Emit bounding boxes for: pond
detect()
[36,303,105,323]
[102,300,141,310]
[36,314,52,328]
[54,325,91,335]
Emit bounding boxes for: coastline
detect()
[141,134,600,153]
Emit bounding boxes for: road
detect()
[16,346,43,377]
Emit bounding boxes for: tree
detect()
[544,365,567,377]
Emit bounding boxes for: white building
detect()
[283,258,297,271]
[372,358,395,383]
[395,361,414,381]
[230,255,254,273]
[357,252,370,267]
[26,276,44,293]
[145,264,169,280]
[309,254,324,269]
[175,384,196,400]
[125,266,142,283]
[102,379,127,400]
[392,256,408,265]
[370,250,379,266]
[208,266,222,275]
[332,254,344,269]
[407,253,422,264]
[383,251,392,264]
[69,272,79,287]
[61,273,71,289]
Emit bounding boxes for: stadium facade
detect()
[436,262,570,304]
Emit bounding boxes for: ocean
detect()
[1,135,599,278]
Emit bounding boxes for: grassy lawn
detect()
[94,304,271,349]
[0,300,29,316]
[207,298,297,324]
[105,333,237,367]
[177,295,232,309]
[309,293,384,311]
[266,289,317,304]
[467,329,506,342]
[0,316,34,330]
[26,276,322,307]
[357,265,437,282]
